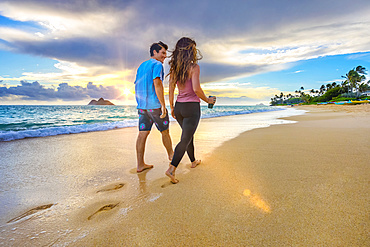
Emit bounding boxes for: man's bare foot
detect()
[165,166,178,184]
[137,164,153,173]
[191,160,201,168]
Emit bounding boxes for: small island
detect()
[88,98,114,105]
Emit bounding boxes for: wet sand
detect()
[0,105,369,246]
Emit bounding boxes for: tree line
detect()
[270,66,370,105]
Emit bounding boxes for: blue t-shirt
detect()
[134,58,164,109]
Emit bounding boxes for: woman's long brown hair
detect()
[168,37,202,85]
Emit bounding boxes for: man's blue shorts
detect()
[138,108,169,132]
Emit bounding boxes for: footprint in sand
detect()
[96,183,125,193]
[181,168,191,174]
[161,181,176,188]
[128,166,155,174]
[128,168,139,174]
[87,203,120,220]
[7,204,55,223]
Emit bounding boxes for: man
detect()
[134,41,174,173]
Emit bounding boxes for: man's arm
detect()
[153,77,167,118]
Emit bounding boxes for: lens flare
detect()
[122,88,132,96]
[243,189,271,213]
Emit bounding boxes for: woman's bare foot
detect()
[137,164,153,173]
[191,160,201,168]
[165,165,179,184]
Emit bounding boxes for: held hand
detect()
[208,96,216,105]
[170,106,176,119]
[160,106,167,119]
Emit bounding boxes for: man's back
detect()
[135,58,164,110]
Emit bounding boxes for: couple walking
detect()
[134,37,216,184]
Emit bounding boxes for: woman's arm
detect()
[191,64,216,104]
[168,75,176,118]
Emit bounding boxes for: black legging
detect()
[171,102,201,167]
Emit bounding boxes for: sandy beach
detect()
[0,105,369,246]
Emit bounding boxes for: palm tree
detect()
[342,70,356,94]
[359,83,370,93]
[342,66,367,95]
[356,66,366,75]
[320,85,326,95]
[310,89,318,97]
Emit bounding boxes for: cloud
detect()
[347,53,370,61]
[215,96,268,105]
[0,0,370,89]
[200,81,280,101]
[0,81,121,101]
[0,81,56,100]
[85,81,121,99]
[1,59,136,90]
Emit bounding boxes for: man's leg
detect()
[161,129,174,161]
[148,108,173,161]
[136,130,153,172]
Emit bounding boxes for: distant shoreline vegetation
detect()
[270,66,370,106]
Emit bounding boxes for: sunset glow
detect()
[0,1,369,105]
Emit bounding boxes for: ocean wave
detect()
[0,120,138,142]
[0,106,285,142]
[201,106,284,118]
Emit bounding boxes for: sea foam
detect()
[0,120,137,141]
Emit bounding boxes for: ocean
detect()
[0,105,291,142]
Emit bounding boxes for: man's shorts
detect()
[138,108,169,132]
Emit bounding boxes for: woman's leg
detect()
[173,107,196,162]
[186,137,195,162]
[171,103,200,167]
[166,102,200,183]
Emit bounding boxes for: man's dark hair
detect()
[150,41,168,56]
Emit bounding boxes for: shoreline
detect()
[0,105,285,142]
[0,105,369,246]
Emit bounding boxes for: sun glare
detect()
[243,189,271,213]
[122,88,132,96]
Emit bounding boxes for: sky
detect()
[1,0,370,105]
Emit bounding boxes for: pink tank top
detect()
[176,79,200,103]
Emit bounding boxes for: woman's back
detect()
[176,78,200,103]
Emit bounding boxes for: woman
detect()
[165,37,216,184]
